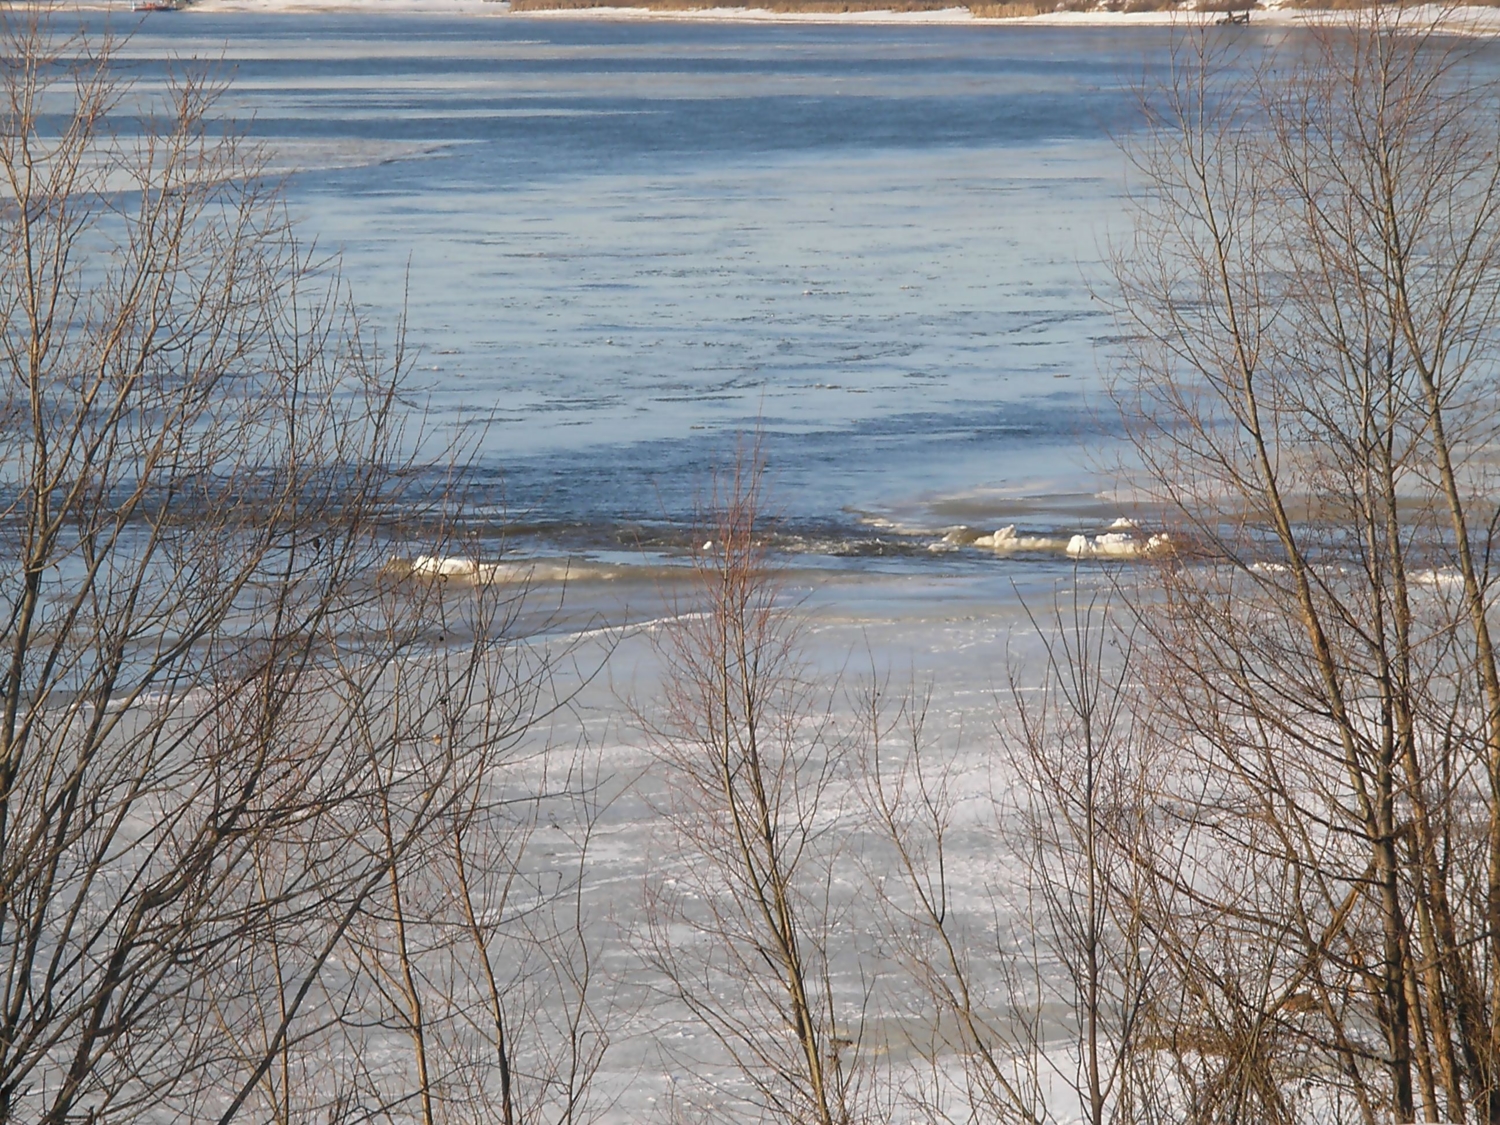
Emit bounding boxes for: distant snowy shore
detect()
[501,2,1500,25]
[72,0,1500,31]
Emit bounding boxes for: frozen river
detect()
[16,10,1500,1122]
[94,13,1233,1120]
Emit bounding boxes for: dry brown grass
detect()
[1091,0,1183,12]
[966,1,1046,15]
[967,0,1093,15]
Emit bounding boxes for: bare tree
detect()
[860,679,1051,1125]
[343,625,609,1125]
[861,589,1160,1125]
[1108,8,1500,1122]
[1004,592,1160,1125]
[0,7,597,1122]
[635,455,869,1125]
[443,747,608,1125]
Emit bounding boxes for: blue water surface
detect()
[104,13,1241,570]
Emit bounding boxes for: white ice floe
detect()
[940,521,1167,558]
[411,554,480,578]
[972,525,1062,551]
[388,554,625,584]
[1065,531,1171,559]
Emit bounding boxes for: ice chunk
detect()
[386,554,628,585]
[411,555,480,578]
[1065,532,1171,559]
[973,525,1060,551]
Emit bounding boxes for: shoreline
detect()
[77,0,1500,30]
[497,3,1500,25]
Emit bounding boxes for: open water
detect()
[109,11,1208,600]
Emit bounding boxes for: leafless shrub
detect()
[858,589,1164,1125]
[0,7,604,1122]
[633,454,873,1125]
[1002,592,1161,1125]
[1105,8,1500,1122]
[860,679,1053,1125]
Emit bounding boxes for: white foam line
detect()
[551,609,711,645]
